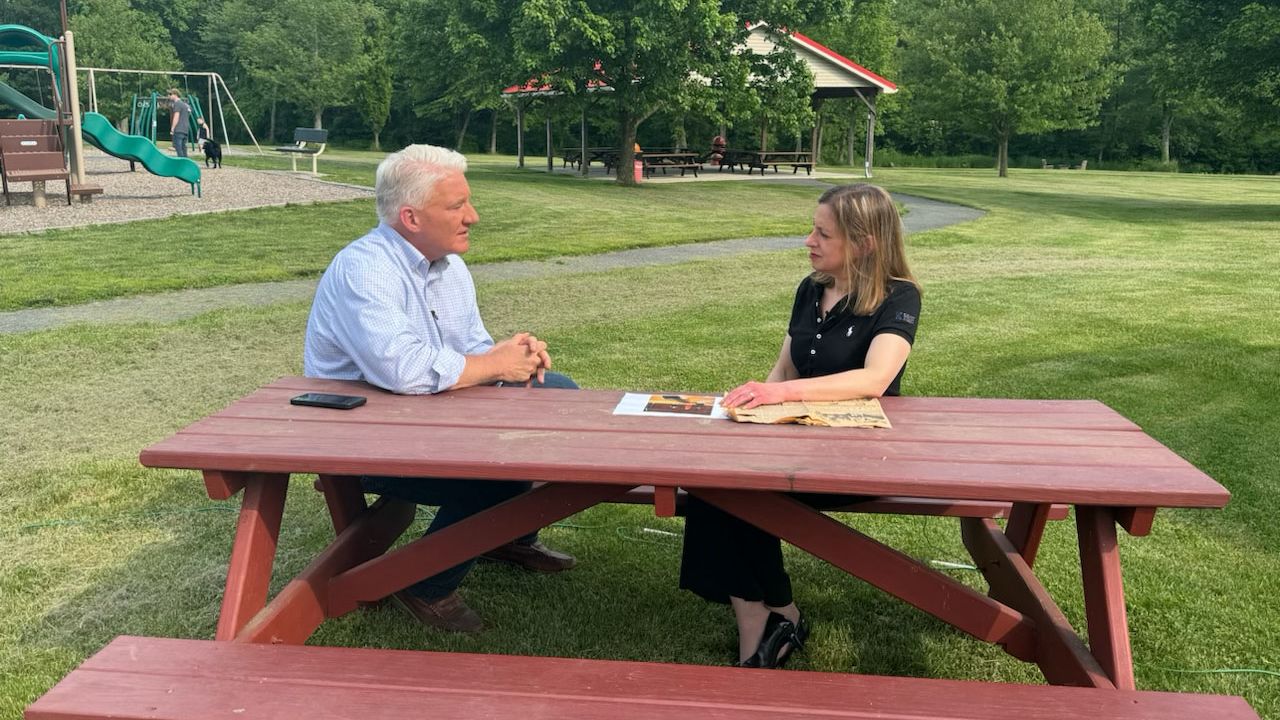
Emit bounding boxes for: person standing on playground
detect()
[167,89,191,158]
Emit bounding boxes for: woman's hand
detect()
[722,380,789,409]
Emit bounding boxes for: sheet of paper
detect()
[613,392,728,419]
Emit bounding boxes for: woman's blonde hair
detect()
[811,183,919,315]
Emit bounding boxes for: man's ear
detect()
[398,206,418,232]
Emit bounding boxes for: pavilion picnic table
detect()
[28,376,1252,720]
[724,149,815,175]
[640,150,703,178]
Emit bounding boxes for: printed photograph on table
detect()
[644,394,719,416]
[612,392,728,419]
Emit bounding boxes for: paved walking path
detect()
[0,193,981,334]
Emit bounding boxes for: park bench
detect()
[274,127,328,174]
[26,635,1260,720]
[0,119,71,207]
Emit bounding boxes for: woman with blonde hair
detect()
[679,183,921,668]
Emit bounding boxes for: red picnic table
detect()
[134,376,1231,691]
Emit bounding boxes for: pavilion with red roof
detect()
[502,24,897,177]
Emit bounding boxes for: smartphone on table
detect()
[290,393,367,410]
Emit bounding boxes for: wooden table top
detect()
[140,377,1229,509]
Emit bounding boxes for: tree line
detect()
[2,0,1276,176]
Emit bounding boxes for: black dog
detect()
[202,138,223,168]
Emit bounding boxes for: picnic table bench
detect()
[718,149,814,175]
[641,150,702,178]
[274,127,328,174]
[27,636,1260,720]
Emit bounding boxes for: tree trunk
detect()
[268,93,277,143]
[313,108,323,130]
[673,119,687,150]
[759,120,768,151]
[371,127,381,152]
[617,111,639,187]
[848,109,857,166]
[455,108,472,150]
[1161,104,1172,164]
[997,131,1010,177]
[489,109,498,154]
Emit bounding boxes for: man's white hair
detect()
[375,144,469,224]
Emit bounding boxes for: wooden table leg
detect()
[694,488,1037,661]
[317,474,367,535]
[328,482,626,615]
[1005,502,1052,567]
[234,497,415,645]
[215,473,288,641]
[1077,506,1136,690]
[962,517,1114,688]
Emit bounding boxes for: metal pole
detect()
[216,73,261,153]
[864,94,878,179]
[214,76,230,146]
[516,101,525,168]
[545,113,552,172]
[579,108,587,177]
[64,31,86,185]
[87,68,97,113]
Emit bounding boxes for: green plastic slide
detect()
[1,77,201,195]
[0,77,54,119]
[80,111,201,193]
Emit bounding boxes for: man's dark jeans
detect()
[361,371,579,600]
[173,132,189,157]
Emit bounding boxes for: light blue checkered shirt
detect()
[303,223,493,394]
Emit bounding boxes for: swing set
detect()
[82,67,263,153]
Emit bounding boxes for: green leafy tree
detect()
[503,0,846,185]
[70,0,182,123]
[900,0,1113,176]
[1210,2,1280,130]
[204,0,375,129]
[395,0,515,151]
[355,17,392,150]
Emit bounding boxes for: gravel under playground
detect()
[0,149,372,235]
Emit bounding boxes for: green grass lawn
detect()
[0,153,819,311]
[1,168,1277,718]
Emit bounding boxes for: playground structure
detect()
[0,23,261,203]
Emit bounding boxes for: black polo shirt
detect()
[787,277,921,395]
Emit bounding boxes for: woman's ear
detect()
[861,235,877,255]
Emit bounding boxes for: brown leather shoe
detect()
[480,541,576,573]
[390,591,484,633]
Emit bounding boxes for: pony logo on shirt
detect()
[895,312,917,324]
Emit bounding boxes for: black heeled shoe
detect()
[735,612,808,669]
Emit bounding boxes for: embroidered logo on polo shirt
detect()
[846,326,854,337]
[895,312,917,324]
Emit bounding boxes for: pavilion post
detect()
[580,109,588,177]
[864,93,878,178]
[515,101,525,168]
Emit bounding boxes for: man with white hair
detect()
[304,144,576,633]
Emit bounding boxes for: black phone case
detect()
[290,393,367,410]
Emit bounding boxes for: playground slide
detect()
[81,111,201,190]
[0,77,54,120]
[0,79,200,193]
